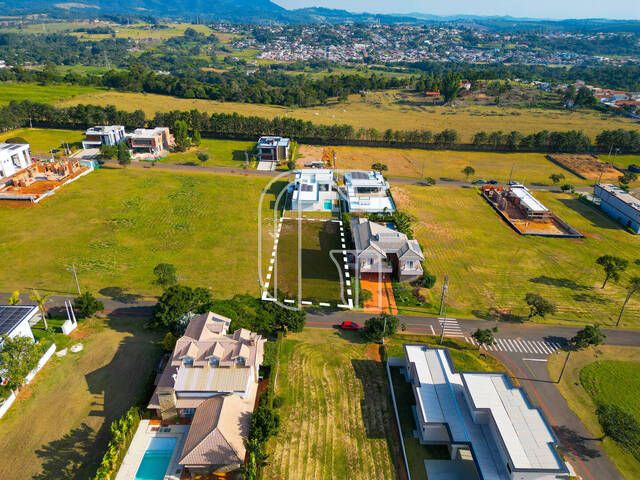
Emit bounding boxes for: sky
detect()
[274,0,640,20]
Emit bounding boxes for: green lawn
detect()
[0,316,162,480]
[394,184,640,327]
[161,139,256,168]
[0,167,281,298]
[0,128,85,153]
[273,219,345,305]
[0,83,100,106]
[549,346,640,479]
[263,329,401,480]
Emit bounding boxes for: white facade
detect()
[0,143,32,181]
[290,169,339,212]
[82,125,126,149]
[0,305,38,343]
[343,170,395,213]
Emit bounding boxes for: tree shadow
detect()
[99,286,144,304]
[553,425,602,461]
[266,180,290,210]
[232,149,249,162]
[471,308,525,323]
[529,276,591,291]
[572,293,612,305]
[32,423,97,480]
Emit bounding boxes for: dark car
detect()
[488,179,498,185]
[473,179,487,185]
[340,321,360,330]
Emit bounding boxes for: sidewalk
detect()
[360,273,398,315]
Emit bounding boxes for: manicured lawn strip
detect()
[57,89,640,143]
[0,167,281,298]
[0,83,100,105]
[161,139,256,167]
[0,127,85,153]
[394,184,640,327]
[264,329,400,480]
[548,346,640,479]
[0,316,162,479]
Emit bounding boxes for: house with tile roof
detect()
[350,217,425,282]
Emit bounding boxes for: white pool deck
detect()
[115,420,189,480]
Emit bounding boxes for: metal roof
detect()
[0,305,38,336]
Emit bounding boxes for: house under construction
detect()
[482,184,582,238]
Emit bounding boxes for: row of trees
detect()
[93,407,140,480]
[472,129,592,153]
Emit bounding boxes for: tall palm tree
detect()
[29,290,51,330]
[616,277,640,327]
[7,290,21,305]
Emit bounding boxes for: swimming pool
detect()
[134,437,178,480]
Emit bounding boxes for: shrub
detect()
[371,162,388,171]
[73,291,104,319]
[596,403,640,456]
[162,332,177,352]
[196,151,209,163]
[423,176,436,186]
[287,159,296,170]
[416,270,436,289]
[362,313,399,343]
[360,289,373,302]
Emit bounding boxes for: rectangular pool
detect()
[134,436,178,480]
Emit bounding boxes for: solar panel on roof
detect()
[350,171,369,180]
[300,184,314,192]
[0,306,34,335]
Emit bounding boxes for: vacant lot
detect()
[161,138,256,168]
[57,89,639,142]
[264,329,401,480]
[549,346,640,479]
[548,154,621,182]
[0,83,99,106]
[393,184,640,326]
[273,219,345,305]
[0,316,162,480]
[0,167,280,298]
[0,128,85,153]
[299,144,586,185]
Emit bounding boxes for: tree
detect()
[362,313,399,343]
[572,324,606,349]
[173,120,190,152]
[596,404,640,455]
[263,301,306,333]
[7,291,21,305]
[250,403,280,443]
[99,144,117,160]
[161,332,177,352]
[525,293,556,320]
[616,276,640,327]
[29,290,51,330]
[619,172,638,185]
[462,166,475,182]
[416,270,436,289]
[73,291,104,319]
[575,86,597,107]
[191,130,201,146]
[196,151,209,164]
[360,289,373,302]
[440,72,462,104]
[117,142,131,167]
[472,327,498,349]
[149,285,213,332]
[423,177,436,186]
[596,255,628,289]
[371,163,388,172]
[153,263,178,289]
[563,85,576,104]
[0,335,41,390]
[560,183,574,193]
[549,173,565,184]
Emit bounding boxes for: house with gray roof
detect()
[350,217,424,282]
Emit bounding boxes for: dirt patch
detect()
[548,154,620,182]
[70,327,91,340]
[365,343,383,363]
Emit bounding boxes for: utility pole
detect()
[67,264,81,295]
[439,275,448,316]
[508,164,514,184]
[439,304,447,345]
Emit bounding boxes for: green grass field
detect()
[393,184,640,326]
[0,316,162,479]
[0,128,85,153]
[549,346,640,479]
[273,219,345,305]
[57,89,640,142]
[0,83,99,106]
[0,167,280,298]
[264,329,401,480]
[161,139,256,168]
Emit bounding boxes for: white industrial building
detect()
[390,344,570,480]
[0,143,33,181]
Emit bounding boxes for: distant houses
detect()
[257,136,290,163]
[594,184,640,234]
[81,125,126,150]
[81,125,175,159]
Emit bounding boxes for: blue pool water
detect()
[134,437,178,480]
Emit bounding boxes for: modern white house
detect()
[82,125,127,149]
[0,305,38,343]
[391,344,570,480]
[257,136,290,163]
[0,143,33,181]
[342,170,395,213]
[350,218,424,281]
[290,169,340,212]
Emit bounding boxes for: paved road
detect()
[7,291,629,479]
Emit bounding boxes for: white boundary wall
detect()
[0,343,56,419]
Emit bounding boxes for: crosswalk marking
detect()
[438,318,466,338]
[464,336,563,356]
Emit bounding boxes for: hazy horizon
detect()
[274,0,640,21]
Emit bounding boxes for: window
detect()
[236,357,245,366]
[183,356,193,366]
[182,408,196,418]
[369,257,375,265]
[406,260,414,269]
[209,357,219,366]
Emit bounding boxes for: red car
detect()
[340,321,360,330]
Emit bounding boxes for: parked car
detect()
[473,179,487,185]
[488,179,498,184]
[508,181,520,186]
[339,321,360,330]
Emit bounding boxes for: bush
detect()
[423,177,436,186]
[596,403,640,457]
[416,270,436,289]
[286,159,296,170]
[412,287,426,303]
[560,183,574,193]
[360,289,373,302]
[249,402,280,443]
[92,407,140,480]
[196,151,209,163]
[73,291,104,319]
[162,332,177,352]
[362,313,399,343]
[371,162,388,171]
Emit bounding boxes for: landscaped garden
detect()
[393,184,640,327]
[549,346,640,479]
